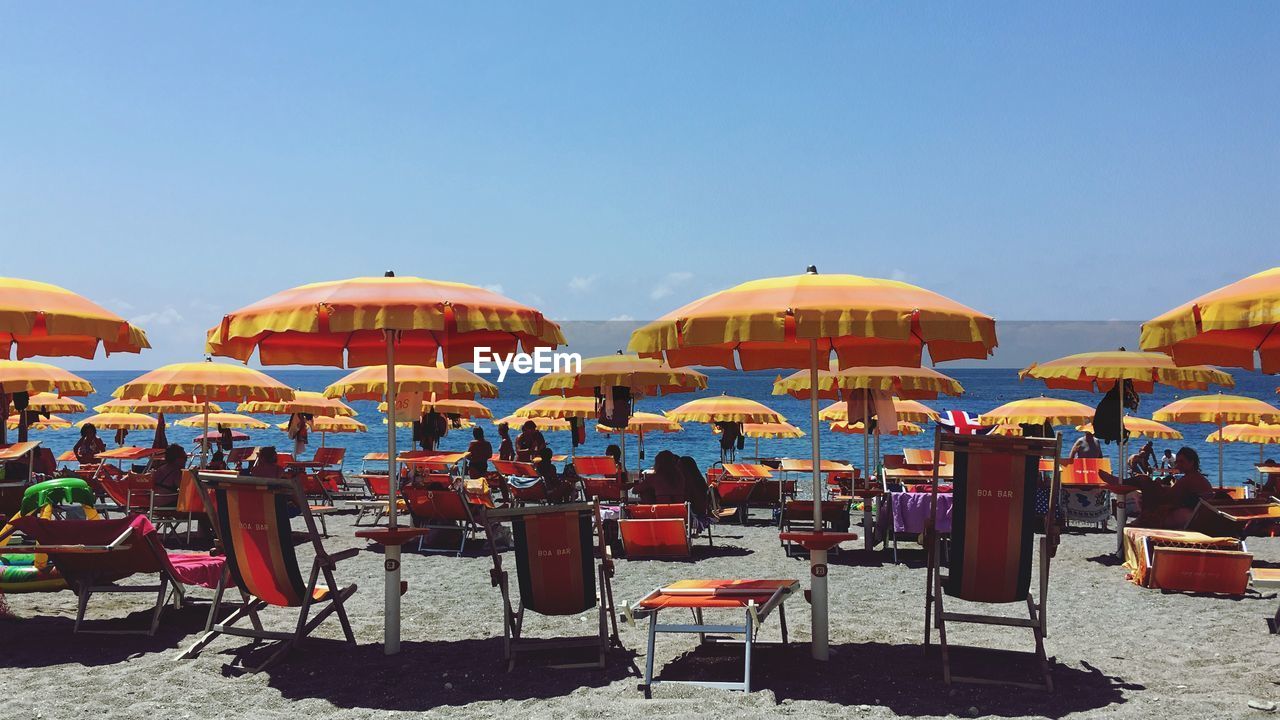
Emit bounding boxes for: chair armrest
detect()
[325,547,360,564]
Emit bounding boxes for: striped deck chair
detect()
[183,471,358,671]
[0,514,224,635]
[483,502,620,670]
[404,484,484,556]
[619,503,696,558]
[923,429,1062,691]
[574,456,625,502]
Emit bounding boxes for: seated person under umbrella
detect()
[1101,446,1212,530]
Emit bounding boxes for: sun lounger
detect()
[0,514,224,635]
[626,578,799,694]
[574,455,626,502]
[404,484,484,555]
[183,471,357,671]
[924,430,1062,691]
[620,503,696,558]
[483,502,620,670]
[1122,526,1250,593]
[494,459,547,504]
[351,473,395,525]
[1186,497,1280,538]
[709,463,774,523]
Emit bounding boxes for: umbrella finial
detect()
[806,265,818,274]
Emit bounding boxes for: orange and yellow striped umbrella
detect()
[1077,417,1183,440]
[990,424,1025,437]
[0,360,94,396]
[23,392,86,414]
[977,397,1095,426]
[1020,350,1234,393]
[377,397,492,419]
[1152,394,1280,425]
[664,395,785,424]
[741,422,806,439]
[819,398,940,423]
[94,397,222,414]
[530,354,707,397]
[495,415,571,432]
[324,364,497,401]
[283,415,368,434]
[77,412,158,431]
[774,365,964,401]
[175,412,269,430]
[1141,267,1280,373]
[7,414,72,431]
[594,412,683,435]
[0,277,150,360]
[513,395,597,420]
[114,361,293,404]
[206,274,565,368]
[1206,423,1280,445]
[829,420,923,436]
[239,390,356,417]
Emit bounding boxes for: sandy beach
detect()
[5,507,1279,720]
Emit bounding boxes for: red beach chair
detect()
[494,459,546,504]
[404,485,484,556]
[619,503,695,558]
[574,455,625,502]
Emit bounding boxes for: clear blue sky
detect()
[2,2,1277,368]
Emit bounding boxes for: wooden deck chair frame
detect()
[182,471,358,672]
[404,484,485,556]
[923,428,1062,691]
[626,579,797,695]
[483,501,621,670]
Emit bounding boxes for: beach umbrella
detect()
[377,398,492,419]
[630,266,997,661]
[192,429,250,444]
[773,364,964,401]
[830,420,924,436]
[175,413,270,431]
[0,360,95,442]
[6,414,72,431]
[977,397,1095,427]
[76,412,159,431]
[494,415,571,432]
[664,395,785,424]
[819,398,940,424]
[1141,267,1280,373]
[711,420,806,460]
[21,392,87,414]
[239,390,357,418]
[276,415,368,448]
[1076,417,1182,441]
[325,364,498,402]
[1153,394,1280,487]
[205,272,564,656]
[1205,424,1280,485]
[595,412,683,477]
[989,424,1024,437]
[0,277,150,360]
[512,396,596,456]
[94,397,223,414]
[113,360,293,468]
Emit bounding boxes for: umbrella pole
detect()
[384,333,402,655]
[862,389,870,480]
[201,402,210,469]
[1218,419,1224,489]
[807,339,828,662]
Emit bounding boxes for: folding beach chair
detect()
[0,514,224,635]
[780,499,851,556]
[183,471,358,671]
[1055,457,1113,530]
[709,463,772,524]
[923,429,1062,691]
[404,484,484,556]
[483,502,620,670]
[1186,497,1280,538]
[494,459,547,505]
[574,456,625,502]
[351,472,395,525]
[225,446,254,471]
[626,578,799,695]
[619,503,699,558]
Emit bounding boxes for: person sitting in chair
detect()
[632,450,686,504]
[73,423,106,464]
[152,443,188,507]
[1103,446,1212,530]
[250,446,284,479]
[534,447,576,503]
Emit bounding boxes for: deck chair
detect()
[483,502,620,670]
[225,447,254,471]
[1186,497,1280,538]
[619,503,698,558]
[494,460,547,505]
[352,473,395,525]
[183,471,357,671]
[404,484,484,556]
[0,514,224,635]
[780,499,851,557]
[574,456,625,502]
[626,579,799,694]
[150,470,207,541]
[923,430,1061,691]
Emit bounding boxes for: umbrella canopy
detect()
[530,354,708,397]
[205,273,565,657]
[192,429,250,443]
[7,414,72,431]
[1021,350,1234,393]
[280,415,368,434]
[990,424,1025,437]
[239,390,356,417]
[325,364,497,401]
[513,395,597,420]
[1077,417,1183,440]
[594,412,683,435]
[22,392,87,414]
[0,277,150,360]
[113,361,293,403]
[76,412,158,431]
[741,422,806,439]
[1141,267,1280,373]
[774,365,964,401]
[94,397,223,414]
[176,413,270,430]
[977,397,1096,426]
[1207,424,1280,445]
[0,359,94,396]
[1152,394,1280,425]
[819,398,940,423]
[830,420,924,436]
[495,415,571,432]
[377,397,492,419]
[664,395,786,424]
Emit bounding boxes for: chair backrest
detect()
[623,503,688,520]
[573,456,619,477]
[783,499,850,520]
[195,471,310,607]
[619,502,691,558]
[364,474,391,498]
[404,486,473,522]
[937,431,1060,604]
[226,447,254,466]
[904,448,953,467]
[487,503,598,616]
[175,470,206,513]
[581,475,624,501]
[716,479,757,504]
[1056,457,1112,485]
[493,459,538,478]
[11,514,164,586]
[313,447,346,467]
